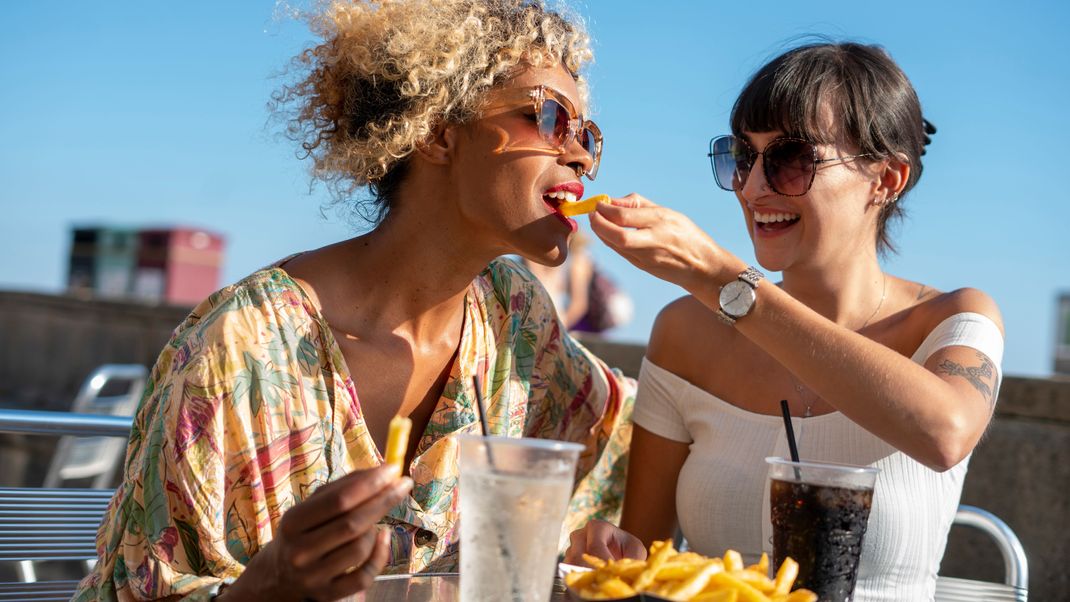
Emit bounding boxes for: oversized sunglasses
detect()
[708,135,872,196]
[481,85,603,180]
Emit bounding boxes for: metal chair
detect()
[935,505,1028,601]
[0,488,114,588]
[15,365,145,583]
[42,364,147,489]
[0,408,131,598]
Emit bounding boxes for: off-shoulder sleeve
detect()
[913,311,1005,393]
[632,358,692,443]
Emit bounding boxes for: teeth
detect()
[754,211,799,223]
[546,190,578,203]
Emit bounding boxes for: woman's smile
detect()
[752,208,801,238]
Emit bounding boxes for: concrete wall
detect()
[0,291,1066,598]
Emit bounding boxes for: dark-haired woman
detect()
[566,42,1003,601]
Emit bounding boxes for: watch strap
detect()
[715,308,737,325]
[738,266,764,288]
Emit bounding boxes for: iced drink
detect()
[766,457,879,602]
[458,435,582,602]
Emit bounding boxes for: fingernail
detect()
[395,477,413,495]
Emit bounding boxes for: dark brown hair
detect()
[731,42,930,254]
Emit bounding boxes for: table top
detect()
[351,573,571,601]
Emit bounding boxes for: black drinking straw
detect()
[472,375,497,469]
[779,400,802,480]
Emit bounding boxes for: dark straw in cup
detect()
[780,399,802,480]
[472,375,497,469]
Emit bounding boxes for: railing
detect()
[0,409,132,438]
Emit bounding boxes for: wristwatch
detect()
[716,266,765,325]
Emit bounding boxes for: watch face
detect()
[720,280,756,318]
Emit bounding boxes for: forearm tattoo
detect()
[936,351,998,406]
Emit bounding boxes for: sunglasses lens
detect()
[710,136,748,191]
[580,126,601,180]
[537,98,570,147]
[765,139,816,196]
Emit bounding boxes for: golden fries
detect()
[384,415,412,477]
[565,540,817,602]
[558,194,610,217]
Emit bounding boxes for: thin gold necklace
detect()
[790,273,887,417]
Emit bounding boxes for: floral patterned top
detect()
[74,257,635,602]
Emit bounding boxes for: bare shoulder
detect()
[646,295,737,380]
[915,285,1004,336]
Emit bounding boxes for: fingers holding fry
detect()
[565,539,816,602]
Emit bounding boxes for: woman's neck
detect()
[298,180,501,345]
[780,256,886,330]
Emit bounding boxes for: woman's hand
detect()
[588,194,743,295]
[219,465,412,602]
[564,519,647,565]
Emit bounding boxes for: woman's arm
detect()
[620,425,689,546]
[564,302,693,563]
[590,196,1002,471]
[731,285,1001,470]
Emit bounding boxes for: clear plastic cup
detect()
[766,457,880,602]
[458,435,583,602]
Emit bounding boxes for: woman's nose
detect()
[739,153,769,199]
[561,131,594,180]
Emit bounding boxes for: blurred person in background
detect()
[567,41,1003,601]
[523,230,594,328]
[524,230,634,335]
[74,1,635,600]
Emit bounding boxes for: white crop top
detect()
[632,312,1003,602]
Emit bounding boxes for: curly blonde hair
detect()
[274,0,592,222]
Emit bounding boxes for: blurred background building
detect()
[67,226,224,306]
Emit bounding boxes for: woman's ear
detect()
[414,123,456,165]
[875,154,910,201]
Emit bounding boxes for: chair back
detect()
[935,504,1028,601]
[41,365,146,488]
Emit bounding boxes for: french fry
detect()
[772,557,798,596]
[583,553,607,570]
[384,415,412,477]
[736,568,775,591]
[558,194,610,217]
[723,550,744,573]
[597,577,637,597]
[693,591,738,602]
[783,590,818,602]
[746,553,769,577]
[632,539,675,591]
[654,559,710,581]
[707,572,767,602]
[566,570,596,590]
[666,559,725,599]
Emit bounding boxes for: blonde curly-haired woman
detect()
[74,1,633,600]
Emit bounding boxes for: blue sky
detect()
[1,1,1067,377]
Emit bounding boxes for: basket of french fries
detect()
[563,540,817,602]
